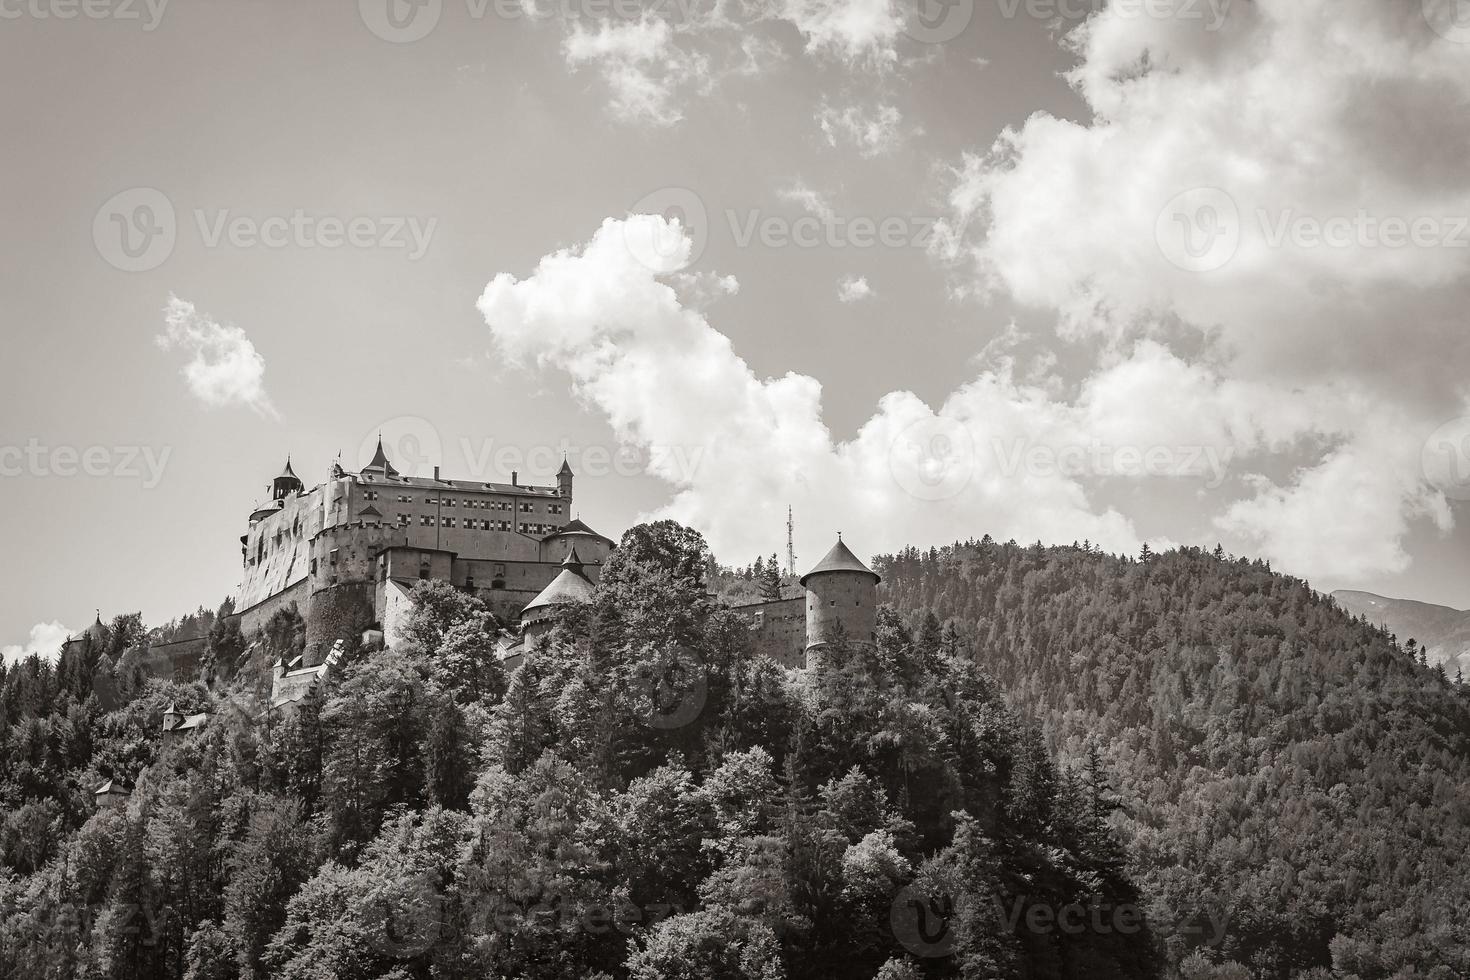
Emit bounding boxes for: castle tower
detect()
[558,456,574,499]
[801,534,880,661]
[273,457,303,500]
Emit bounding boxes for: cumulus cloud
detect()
[837,274,874,302]
[478,215,1211,567]
[3,621,74,666]
[818,100,904,156]
[157,294,277,417]
[934,0,1470,582]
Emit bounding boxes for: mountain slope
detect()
[1332,589,1470,675]
[877,539,1470,979]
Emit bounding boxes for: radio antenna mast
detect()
[786,505,797,577]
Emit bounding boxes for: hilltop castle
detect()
[234,438,616,662]
[71,433,883,700]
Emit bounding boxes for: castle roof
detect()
[354,470,560,497]
[558,457,574,476]
[562,544,584,572]
[799,536,881,587]
[279,457,299,481]
[364,437,398,477]
[522,565,595,618]
[358,504,383,519]
[95,779,130,797]
[545,518,614,545]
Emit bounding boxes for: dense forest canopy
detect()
[874,537,1470,979]
[0,524,1465,979]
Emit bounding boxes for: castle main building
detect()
[236,439,614,657]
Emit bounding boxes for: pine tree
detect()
[759,553,783,602]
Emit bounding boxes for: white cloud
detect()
[818,100,904,156]
[776,0,903,66]
[563,16,711,127]
[541,0,906,125]
[934,0,1470,582]
[480,215,1183,567]
[157,294,277,417]
[837,274,874,302]
[778,178,837,223]
[3,621,74,666]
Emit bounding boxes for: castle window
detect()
[548,503,563,514]
[443,518,456,529]
[443,498,455,507]
[466,576,475,589]
[519,502,533,513]
[363,490,379,501]
[397,514,410,527]
[310,558,317,575]
[330,549,339,565]
[481,520,491,530]
[491,578,505,589]
[397,495,413,504]
[424,497,438,505]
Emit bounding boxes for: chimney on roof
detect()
[433,465,440,481]
[511,470,518,486]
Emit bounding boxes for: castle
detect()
[73,433,884,707]
[235,438,616,661]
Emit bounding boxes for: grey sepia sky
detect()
[3,0,1470,658]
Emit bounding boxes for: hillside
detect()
[1331,589,1470,677]
[877,538,1470,979]
[0,522,1157,980]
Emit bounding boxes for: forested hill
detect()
[875,538,1470,978]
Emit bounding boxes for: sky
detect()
[3,0,1470,661]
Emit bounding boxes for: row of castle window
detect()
[395,514,559,534]
[375,492,561,515]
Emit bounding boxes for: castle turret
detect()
[558,456,574,499]
[801,535,880,662]
[162,701,182,732]
[520,545,595,640]
[362,436,397,479]
[273,457,303,500]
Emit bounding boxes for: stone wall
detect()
[733,597,807,668]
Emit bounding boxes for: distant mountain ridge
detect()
[1332,589,1470,674]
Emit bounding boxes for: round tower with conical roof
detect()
[801,534,880,664]
[273,457,303,500]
